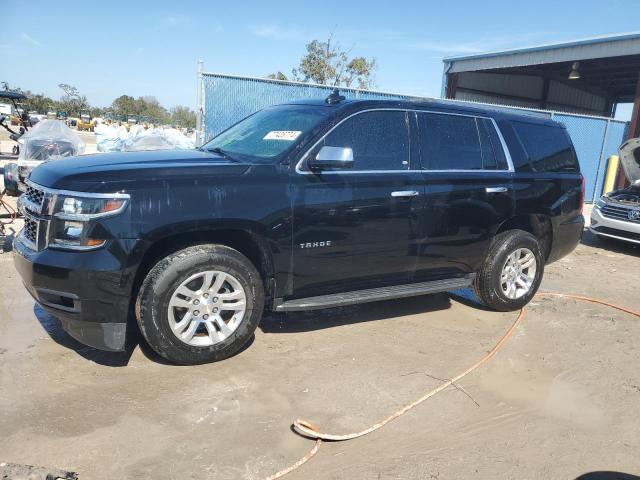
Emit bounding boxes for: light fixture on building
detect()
[569,62,581,80]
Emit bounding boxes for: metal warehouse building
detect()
[442,31,640,188]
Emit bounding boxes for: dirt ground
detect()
[1,159,639,479]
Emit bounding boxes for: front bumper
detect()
[13,237,134,351]
[590,206,640,244]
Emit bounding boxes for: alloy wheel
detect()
[167,270,247,347]
[500,248,537,300]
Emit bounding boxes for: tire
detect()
[473,229,544,311]
[135,244,264,364]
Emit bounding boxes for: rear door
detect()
[413,111,515,279]
[290,109,425,298]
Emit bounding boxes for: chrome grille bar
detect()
[601,203,640,224]
[19,181,50,251]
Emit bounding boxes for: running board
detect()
[274,275,475,312]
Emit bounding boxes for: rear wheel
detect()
[136,244,264,364]
[473,230,544,311]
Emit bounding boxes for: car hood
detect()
[28,149,251,192]
[619,137,640,186]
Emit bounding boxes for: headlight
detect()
[595,197,607,210]
[55,195,128,220]
[49,192,129,250]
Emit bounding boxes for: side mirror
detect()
[309,146,354,170]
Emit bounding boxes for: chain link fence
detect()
[200,73,407,141]
[551,113,627,201]
[198,70,629,202]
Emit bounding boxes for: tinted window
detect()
[512,121,579,172]
[418,113,483,170]
[478,118,509,170]
[496,120,532,172]
[478,119,497,169]
[318,110,410,170]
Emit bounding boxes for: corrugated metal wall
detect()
[200,72,628,202]
[454,71,608,115]
[457,72,543,106]
[547,81,608,114]
[455,89,540,109]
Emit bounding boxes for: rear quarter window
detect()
[511,121,579,173]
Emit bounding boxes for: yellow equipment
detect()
[77,109,95,131]
[602,155,620,195]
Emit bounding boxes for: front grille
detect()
[24,183,45,209]
[19,182,53,250]
[600,203,640,224]
[23,215,39,246]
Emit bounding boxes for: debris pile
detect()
[18,119,85,163]
[95,123,195,152]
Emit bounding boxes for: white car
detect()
[590,138,640,244]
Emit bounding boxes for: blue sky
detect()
[1,0,637,119]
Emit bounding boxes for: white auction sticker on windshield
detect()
[263,130,302,141]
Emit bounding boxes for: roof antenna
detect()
[325,88,345,105]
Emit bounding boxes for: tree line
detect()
[267,35,376,89]
[1,82,197,128]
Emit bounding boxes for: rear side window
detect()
[511,121,579,173]
[478,118,509,170]
[418,113,483,170]
[318,110,410,170]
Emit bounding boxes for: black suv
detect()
[14,95,584,364]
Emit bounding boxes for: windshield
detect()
[203,105,330,162]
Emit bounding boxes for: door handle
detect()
[485,186,508,194]
[391,190,419,198]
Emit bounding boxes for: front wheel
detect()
[136,244,264,364]
[473,230,544,311]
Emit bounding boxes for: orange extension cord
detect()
[263,292,640,480]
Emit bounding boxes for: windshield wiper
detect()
[208,147,229,157]
[206,147,242,162]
